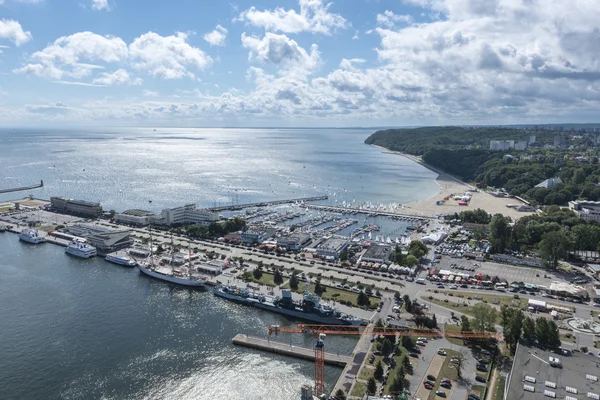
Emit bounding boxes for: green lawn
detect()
[471,385,486,399]
[435,290,527,308]
[443,324,471,347]
[359,365,374,380]
[560,333,575,343]
[351,381,367,398]
[281,283,378,308]
[427,348,460,400]
[423,295,517,324]
[245,272,277,287]
[495,375,506,400]
[383,348,409,395]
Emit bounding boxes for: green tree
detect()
[381,338,393,357]
[539,229,572,269]
[460,315,472,332]
[252,266,263,280]
[405,255,418,267]
[522,317,536,342]
[535,318,550,347]
[314,280,325,296]
[547,320,562,349]
[273,269,284,285]
[357,291,370,307]
[333,389,346,400]
[340,247,349,262]
[289,273,300,290]
[489,214,512,253]
[402,353,413,372]
[403,294,412,313]
[471,303,498,332]
[374,360,384,381]
[408,240,428,259]
[367,377,377,395]
[389,376,404,394]
[501,307,524,354]
[401,336,412,351]
[455,351,466,379]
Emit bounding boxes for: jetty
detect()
[305,204,434,220]
[0,180,44,194]
[207,195,328,212]
[232,334,351,367]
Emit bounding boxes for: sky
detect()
[0,0,599,127]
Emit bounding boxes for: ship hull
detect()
[66,249,97,259]
[214,289,361,326]
[19,236,45,244]
[105,256,136,267]
[138,265,206,288]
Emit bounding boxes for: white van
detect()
[416,278,426,285]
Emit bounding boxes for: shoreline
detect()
[371,144,535,219]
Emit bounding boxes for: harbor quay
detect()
[232,334,352,367]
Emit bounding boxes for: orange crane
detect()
[269,324,502,397]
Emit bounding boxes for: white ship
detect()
[66,240,97,259]
[105,254,137,267]
[19,229,45,244]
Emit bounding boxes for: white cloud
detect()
[92,69,141,85]
[16,30,211,83]
[0,19,32,46]
[376,10,413,27]
[91,0,109,11]
[241,32,320,73]
[236,0,348,35]
[203,25,228,46]
[129,32,212,79]
[143,90,159,97]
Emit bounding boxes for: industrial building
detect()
[492,254,545,268]
[66,223,133,255]
[50,197,103,217]
[277,233,311,251]
[153,204,219,226]
[569,201,600,223]
[360,244,392,264]
[506,343,597,400]
[115,209,155,226]
[316,237,349,260]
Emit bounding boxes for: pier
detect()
[207,195,328,212]
[0,180,44,194]
[304,204,434,220]
[232,334,351,367]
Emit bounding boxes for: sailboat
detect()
[137,232,206,288]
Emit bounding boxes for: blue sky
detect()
[0,0,599,126]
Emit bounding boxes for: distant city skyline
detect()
[0,0,599,127]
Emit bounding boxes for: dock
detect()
[305,204,434,220]
[232,334,351,367]
[0,180,44,194]
[331,323,375,396]
[207,195,328,212]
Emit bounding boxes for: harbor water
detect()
[0,128,439,399]
[0,233,358,399]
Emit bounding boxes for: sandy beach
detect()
[375,146,535,220]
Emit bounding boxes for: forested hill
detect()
[364,126,553,155]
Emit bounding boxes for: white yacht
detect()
[105,254,136,267]
[66,240,97,259]
[19,229,45,244]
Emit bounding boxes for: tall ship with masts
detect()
[137,232,206,288]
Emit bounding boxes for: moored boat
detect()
[19,229,45,244]
[105,254,137,267]
[66,240,97,259]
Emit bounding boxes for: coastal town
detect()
[4,125,600,400]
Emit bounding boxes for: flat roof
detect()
[507,343,600,400]
[318,237,349,251]
[122,209,154,216]
[362,244,392,260]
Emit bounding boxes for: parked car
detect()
[437,350,447,356]
[436,390,447,397]
[475,376,487,383]
[424,383,433,390]
[441,378,451,384]
[468,395,480,400]
[427,375,436,381]
[410,353,419,358]
[417,341,426,346]
[476,364,488,372]
[412,347,421,354]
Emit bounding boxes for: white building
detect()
[154,204,219,226]
[514,141,528,151]
[529,135,536,144]
[115,209,155,226]
[490,140,510,151]
[569,201,600,223]
[316,237,349,260]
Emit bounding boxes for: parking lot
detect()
[0,209,83,228]
[431,254,554,286]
